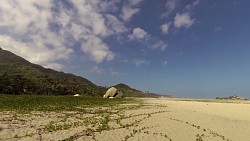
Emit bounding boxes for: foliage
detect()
[0,94,136,111]
[0,73,105,96]
[0,48,93,85]
[0,47,108,96]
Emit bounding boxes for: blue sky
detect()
[0,0,250,98]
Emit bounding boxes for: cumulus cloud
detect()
[174,13,195,28]
[0,0,127,70]
[129,27,148,40]
[0,35,72,68]
[82,35,115,63]
[161,0,199,33]
[160,22,171,34]
[105,14,127,34]
[0,1,69,69]
[120,0,144,22]
[121,6,140,22]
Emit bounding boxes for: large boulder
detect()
[115,91,123,98]
[103,87,123,98]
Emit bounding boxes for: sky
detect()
[0,0,250,98]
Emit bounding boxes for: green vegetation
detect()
[44,122,74,132]
[0,94,137,112]
[0,73,105,96]
[0,48,164,98]
[0,48,93,85]
[0,48,105,96]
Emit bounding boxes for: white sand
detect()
[1,98,250,141]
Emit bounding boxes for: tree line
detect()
[0,74,105,96]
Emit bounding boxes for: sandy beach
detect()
[1,98,250,141]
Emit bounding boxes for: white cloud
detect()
[0,0,127,69]
[105,14,127,34]
[162,0,178,18]
[121,6,140,22]
[98,0,120,12]
[44,63,64,71]
[166,0,177,9]
[129,27,148,40]
[133,59,149,67]
[174,13,195,28]
[82,35,115,63]
[128,0,144,6]
[151,40,168,51]
[0,1,52,34]
[160,22,171,34]
[161,0,199,32]
[186,0,200,10]
[0,34,72,70]
[120,0,144,22]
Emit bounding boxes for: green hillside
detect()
[0,47,105,96]
[0,47,93,85]
[0,47,166,98]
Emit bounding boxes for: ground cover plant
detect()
[0,94,152,141]
[0,94,137,112]
[0,95,233,141]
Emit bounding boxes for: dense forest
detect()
[0,73,105,96]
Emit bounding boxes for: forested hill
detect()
[0,47,166,98]
[0,47,105,96]
[0,47,93,85]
